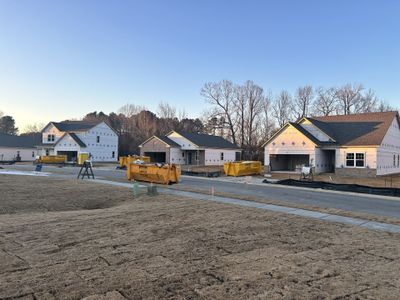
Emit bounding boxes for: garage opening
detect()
[57,151,78,162]
[269,154,309,171]
[144,152,166,163]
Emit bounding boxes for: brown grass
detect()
[0,175,400,299]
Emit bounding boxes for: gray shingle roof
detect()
[174,131,239,149]
[156,136,181,147]
[289,123,336,146]
[50,121,102,132]
[0,133,41,148]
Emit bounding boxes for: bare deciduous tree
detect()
[261,91,275,141]
[201,80,237,145]
[377,100,396,112]
[22,122,45,134]
[272,90,292,127]
[233,84,246,147]
[157,101,178,133]
[354,89,379,113]
[178,108,188,121]
[292,85,313,119]
[118,103,147,118]
[335,83,364,115]
[313,87,338,116]
[157,101,176,119]
[243,80,264,150]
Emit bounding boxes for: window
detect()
[355,153,365,167]
[346,153,354,167]
[32,151,35,158]
[394,155,396,167]
[47,134,55,142]
[398,155,399,167]
[46,149,49,156]
[346,153,365,167]
[112,151,115,158]
[220,152,224,161]
[96,136,100,143]
[182,152,185,157]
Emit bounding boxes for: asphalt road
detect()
[179,176,400,219]
[4,163,400,219]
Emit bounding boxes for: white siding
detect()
[204,149,236,166]
[81,122,118,162]
[54,134,81,153]
[377,118,400,175]
[169,148,184,164]
[315,148,329,173]
[0,147,37,161]
[335,147,377,169]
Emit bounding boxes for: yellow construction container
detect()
[126,163,181,184]
[119,156,127,168]
[38,155,67,164]
[119,155,151,168]
[224,161,262,177]
[78,152,90,165]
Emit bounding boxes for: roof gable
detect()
[54,133,87,148]
[263,123,320,147]
[298,117,336,142]
[139,135,181,148]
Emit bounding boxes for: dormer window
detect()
[47,134,55,142]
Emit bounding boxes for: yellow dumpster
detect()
[126,163,181,184]
[119,155,151,168]
[78,152,90,165]
[224,161,262,177]
[38,155,67,164]
[119,156,128,168]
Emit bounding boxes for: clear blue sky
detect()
[0,0,399,130]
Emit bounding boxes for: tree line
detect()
[1,81,397,160]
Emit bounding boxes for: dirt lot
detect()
[1,175,400,299]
